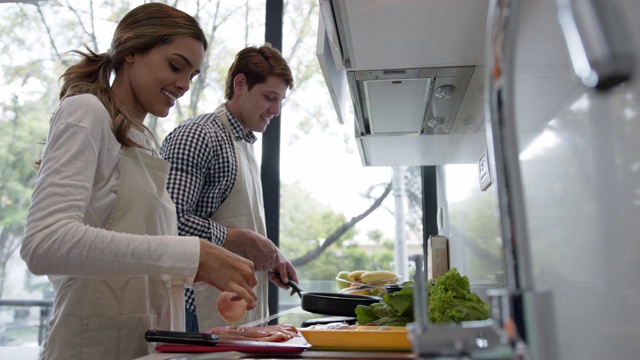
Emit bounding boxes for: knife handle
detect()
[144,329,219,346]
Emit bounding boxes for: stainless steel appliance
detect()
[318,0,640,358]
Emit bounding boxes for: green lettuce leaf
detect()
[428,268,490,323]
[354,268,490,326]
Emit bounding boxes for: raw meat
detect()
[208,324,301,342]
[216,291,248,324]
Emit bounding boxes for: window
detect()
[0,0,266,345]
[278,1,423,311]
[0,1,423,344]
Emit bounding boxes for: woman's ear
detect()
[124,53,136,64]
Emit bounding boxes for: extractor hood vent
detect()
[348,66,475,137]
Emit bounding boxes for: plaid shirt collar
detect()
[222,104,258,144]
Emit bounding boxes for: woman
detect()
[20,3,257,359]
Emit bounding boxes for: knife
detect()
[144,329,310,348]
[239,305,303,328]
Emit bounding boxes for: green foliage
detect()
[279,182,347,253]
[354,282,414,326]
[0,61,53,296]
[0,93,52,229]
[280,182,396,281]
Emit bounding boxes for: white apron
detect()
[194,106,269,330]
[40,147,185,360]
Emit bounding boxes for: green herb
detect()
[354,268,490,326]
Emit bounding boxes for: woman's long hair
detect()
[59,3,208,149]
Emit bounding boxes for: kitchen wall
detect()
[319,0,639,357]
[440,0,640,358]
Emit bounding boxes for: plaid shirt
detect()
[160,104,257,313]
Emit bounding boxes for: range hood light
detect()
[435,84,457,99]
[427,116,446,128]
[348,66,474,137]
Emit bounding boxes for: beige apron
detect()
[40,147,185,360]
[194,106,269,330]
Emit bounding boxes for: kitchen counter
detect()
[136,350,415,359]
[136,306,417,360]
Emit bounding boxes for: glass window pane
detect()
[279,1,423,314]
[0,0,266,346]
[443,164,504,286]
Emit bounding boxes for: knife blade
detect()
[214,339,310,348]
[239,305,303,328]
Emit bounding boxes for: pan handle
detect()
[271,271,304,298]
[287,280,304,298]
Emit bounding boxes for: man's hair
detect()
[225,43,294,100]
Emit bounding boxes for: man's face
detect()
[234,75,288,133]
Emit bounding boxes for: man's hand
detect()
[224,228,299,296]
[223,228,279,271]
[268,254,299,296]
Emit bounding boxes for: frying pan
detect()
[287,279,381,317]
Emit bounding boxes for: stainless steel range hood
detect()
[317,0,490,166]
[349,66,474,136]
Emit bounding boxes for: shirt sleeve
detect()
[20,95,200,278]
[160,121,228,245]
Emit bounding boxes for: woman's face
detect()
[115,36,205,121]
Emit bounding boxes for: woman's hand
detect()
[194,239,258,310]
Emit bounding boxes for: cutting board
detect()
[155,333,311,353]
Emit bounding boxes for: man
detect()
[160,44,298,332]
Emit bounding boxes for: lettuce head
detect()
[428,268,490,323]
